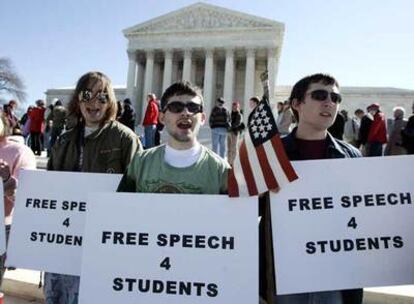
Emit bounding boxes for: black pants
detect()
[30,132,42,155]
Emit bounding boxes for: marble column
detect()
[244,48,256,118]
[162,49,173,92]
[135,60,145,121]
[267,48,278,102]
[126,51,137,100]
[182,49,192,81]
[143,50,154,117]
[223,48,234,103]
[203,49,214,114]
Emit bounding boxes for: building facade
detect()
[122,2,284,121]
[45,2,414,124]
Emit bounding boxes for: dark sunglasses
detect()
[79,89,109,104]
[308,90,342,104]
[163,101,203,114]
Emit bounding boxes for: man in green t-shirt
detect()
[117,81,229,194]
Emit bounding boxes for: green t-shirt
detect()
[117,145,229,194]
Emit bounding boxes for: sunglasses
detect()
[308,90,342,104]
[163,101,203,114]
[79,89,109,104]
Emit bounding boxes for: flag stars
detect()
[251,125,258,132]
[266,124,273,131]
[253,132,260,138]
[261,131,268,138]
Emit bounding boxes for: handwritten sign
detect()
[7,170,121,275]
[79,192,258,304]
[272,155,414,295]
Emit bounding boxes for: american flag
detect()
[228,99,298,197]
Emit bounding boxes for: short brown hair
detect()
[289,73,339,121]
[67,71,117,127]
[160,81,203,111]
[249,96,260,105]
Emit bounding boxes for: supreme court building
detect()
[123,2,283,120]
[46,2,414,122]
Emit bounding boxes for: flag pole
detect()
[258,70,277,303]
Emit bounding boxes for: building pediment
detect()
[123,2,283,36]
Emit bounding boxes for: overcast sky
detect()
[1,0,414,107]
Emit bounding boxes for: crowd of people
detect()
[3,84,413,163]
[0,70,413,304]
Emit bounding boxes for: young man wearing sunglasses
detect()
[117,81,229,194]
[274,73,363,304]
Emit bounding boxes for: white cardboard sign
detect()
[7,170,121,275]
[79,192,258,304]
[272,155,414,295]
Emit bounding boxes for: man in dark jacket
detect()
[209,97,230,158]
[402,101,414,154]
[46,99,68,154]
[265,73,363,304]
[118,98,136,131]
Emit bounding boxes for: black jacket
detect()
[209,106,230,129]
[260,128,363,304]
[282,128,362,160]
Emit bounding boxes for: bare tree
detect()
[0,57,26,102]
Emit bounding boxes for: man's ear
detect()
[200,112,206,126]
[291,98,301,111]
[159,112,165,125]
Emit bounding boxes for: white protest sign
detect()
[7,170,121,275]
[272,155,414,295]
[0,183,5,254]
[79,192,258,304]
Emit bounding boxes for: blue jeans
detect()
[44,273,79,304]
[211,127,227,158]
[144,125,156,149]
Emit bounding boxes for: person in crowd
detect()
[3,100,20,133]
[118,98,136,132]
[358,107,373,156]
[20,106,33,144]
[384,106,407,155]
[328,108,345,140]
[366,103,387,156]
[44,103,54,156]
[29,99,46,155]
[249,96,260,111]
[0,112,36,286]
[142,93,159,149]
[401,101,414,154]
[276,100,294,136]
[263,73,363,304]
[117,81,229,194]
[46,99,68,154]
[116,100,123,121]
[209,97,231,158]
[344,109,364,147]
[43,71,142,304]
[276,102,284,115]
[227,101,244,164]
